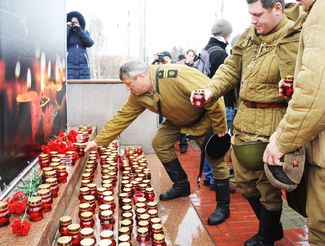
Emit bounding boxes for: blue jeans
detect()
[226,106,234,133]
[203,160,215,185]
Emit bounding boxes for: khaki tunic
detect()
[275,0,325,244]
[206,15,301,210]
[95,64,229,179]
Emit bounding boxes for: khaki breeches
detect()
[152,120,229,180]
[231,134,282,211]
[307,165,325,245]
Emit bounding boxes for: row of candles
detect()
[0,125,90,229]
[56,141,167,246]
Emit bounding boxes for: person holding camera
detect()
[67,11,94,79]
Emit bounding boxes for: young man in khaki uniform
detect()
[264,0,325,245]
[191,0,302,244]
[85,61,231,225]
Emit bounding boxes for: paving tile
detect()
[175,143,309,245]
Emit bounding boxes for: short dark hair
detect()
[246,0,285,10]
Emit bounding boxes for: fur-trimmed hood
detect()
[67,11,86,30]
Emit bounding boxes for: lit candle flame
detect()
[27,68,31,90]
[15,62,21,78]
[40,52,46,93]
[48,60,51,79]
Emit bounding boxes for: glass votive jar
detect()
[97,239,113,246]
[57,165,68,183]
[49,162,60,171]
[102,183,113,194]
[57,236,72,246]
[27,196,44,222]
[86,125,92,134]
[118,193,128,207]
[39,153,50,168]
[121,205,132,214]
[102,196,115,211]
[120,218,132,231]
[136,227,150,245]
[133,191,145,204]
[192,89,206,107]
[46,177,59,198]
[118,227,131,237]
[118,235,130,244]
[38,183,51,192]
[99,204,112,214]
[121,212,133,223]
[81,179,91,187]
[80,211,95,229]
[135,202,147,211]
[121,198,132,208]
[80,227,96,243]
[135,208,147,222]
[152,223,164,235]
[80,238,95,246]
[82,173,93,183]
[86,183,97,198]
[122,188,132,199]
[139,213,150,224]
[145,187,155,202]
[147,201,158,211]
[44,170,57,180]
[84,195,96,212]
[42,167,54,182]
[150,217,162,227]
[99,210,115,231]
[66,151,76,166]
[138,220,149,229]
[143,170,151,180]
[79,187,90,203]
[59,216,72,236]
[96,187,107,204]
[148,209,158,219]
[100,230,116,246]
[67,223,81,246]
[37,188,53,212]
[0,201,10,227]
[152,234,167,246]
[79,203,91,219]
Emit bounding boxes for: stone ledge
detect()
[0,126,96,246]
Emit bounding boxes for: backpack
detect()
[193,46,223,77]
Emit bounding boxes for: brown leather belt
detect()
[243,100,287,108]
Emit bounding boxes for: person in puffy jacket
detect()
[67,11,94,79]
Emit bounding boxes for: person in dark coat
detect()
[201,19,235,193]
[67,11,94,79]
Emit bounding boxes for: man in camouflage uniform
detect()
[85,61,231,225]
[192,0,303,245]
[264,0,325,245]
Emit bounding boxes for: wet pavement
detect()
[147,141,309,246]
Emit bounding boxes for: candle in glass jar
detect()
[192,89,206,107]
[59,216,72,236]
[27,196,44,222]
[0,201,11,227]
[37,188,53,212]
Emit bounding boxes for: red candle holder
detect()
[192,89,206,107]
[99,210,115,231]
[27,196,44,222]
[67,223,81,246]
[37,188,53,212]
[280,75,294,98]
[0,201,11,227]
[59,216,72,236]
[80,211,95,229]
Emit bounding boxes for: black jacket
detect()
[204,37,236,107]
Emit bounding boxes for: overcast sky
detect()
[66,0,296,60]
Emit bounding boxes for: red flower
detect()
[11,219,31,236]
[67,130,78,143]
[7,192,28,215]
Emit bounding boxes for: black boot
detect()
[159,159,191,201]
[207,178,230,225]
[179,134,188,154]
[244,197,283,246]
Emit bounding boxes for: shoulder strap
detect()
[206,45,223,54]
[155,66,163,122]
